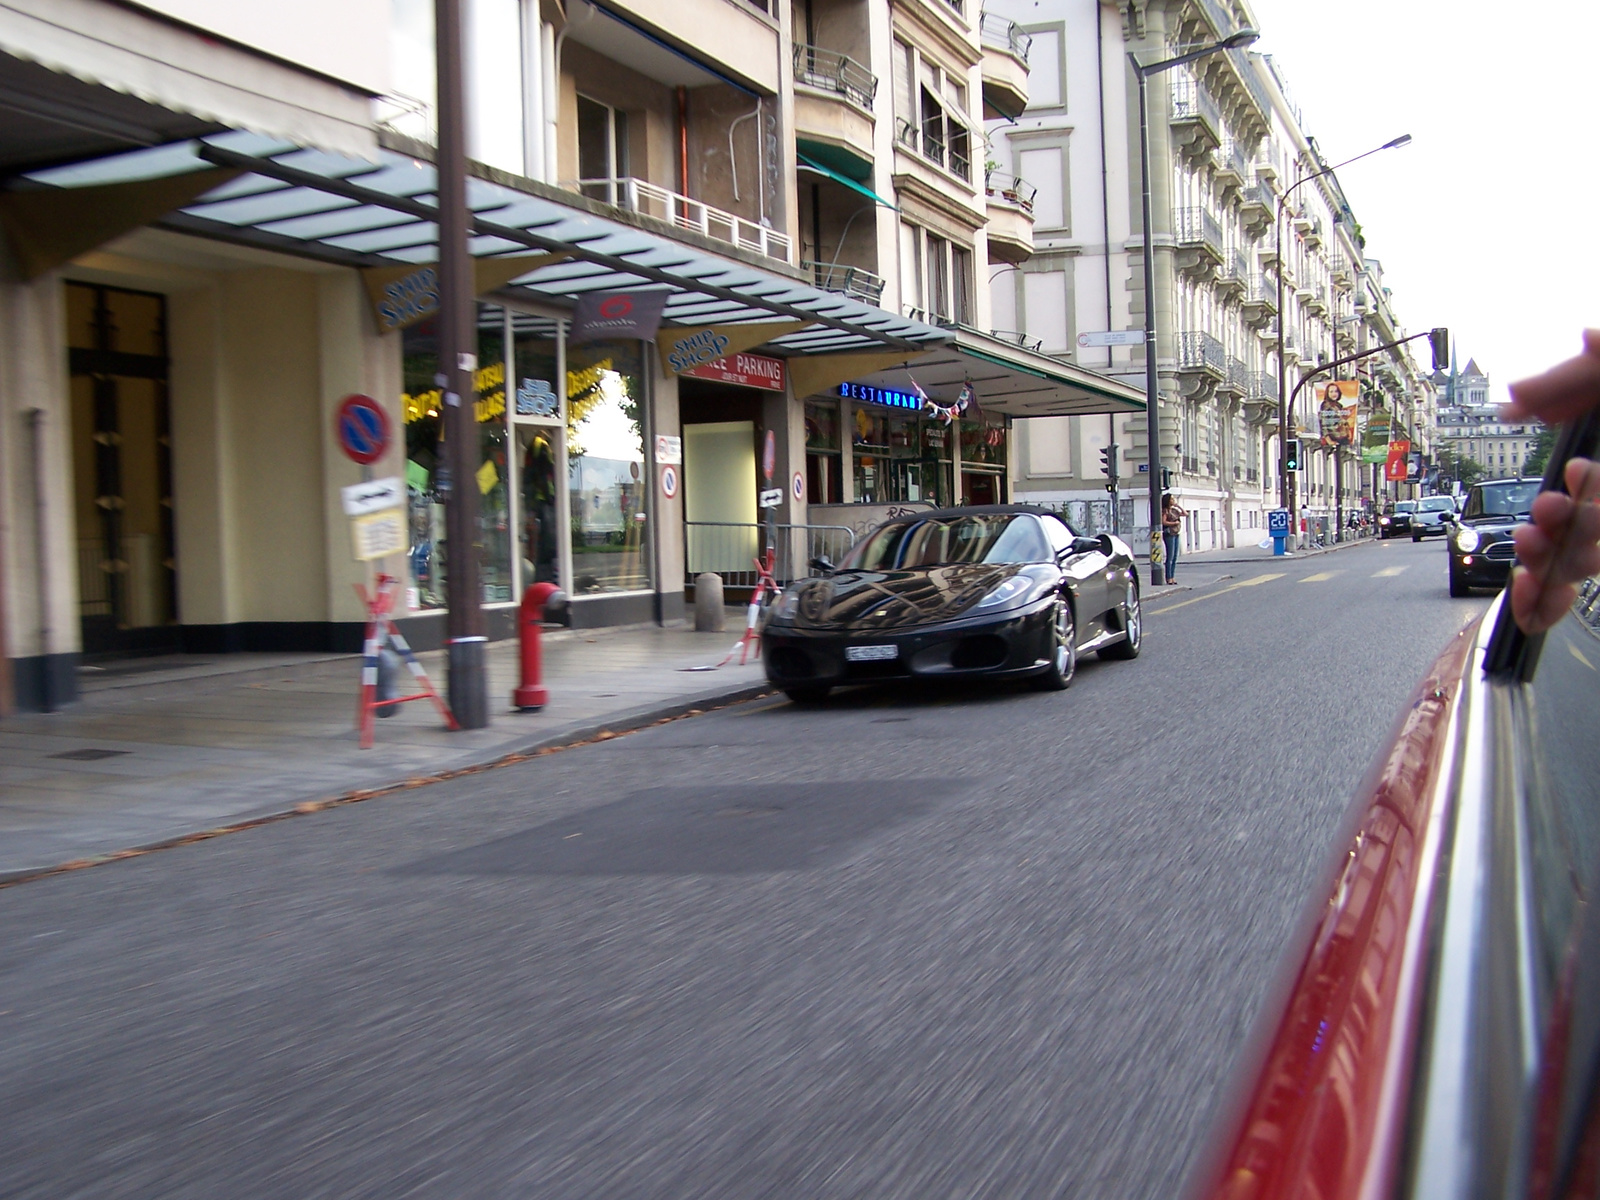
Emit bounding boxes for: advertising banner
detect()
[1318,380,1360,447]
[658,321,808,376]
[1361,411,1391,464]
[1385,438,1412,482]
[570,290,669,344]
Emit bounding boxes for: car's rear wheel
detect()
[784,686,831,704]
[1448,563,1470,598]
[1034,599,1076,690]
[1099,583,1141,661]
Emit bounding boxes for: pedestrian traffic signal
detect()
[1099,443,1119,480]
[1429,327,1450,373]
[1285,438,1302,472]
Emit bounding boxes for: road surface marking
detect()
[1299,571,1341,583]
[1372,565,1409,578]
[1146,572,1286,615]
[1569,641,1596,672]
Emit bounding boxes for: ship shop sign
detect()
[682,352,786,391]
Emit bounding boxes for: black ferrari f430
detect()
[761,506,1142,703]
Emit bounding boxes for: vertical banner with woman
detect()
[1318,380,1360,447]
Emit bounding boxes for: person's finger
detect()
[1506,333,1600,420]
[1567,457,1600,503]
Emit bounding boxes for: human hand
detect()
[1504,333,1600,634]
[1509,458,1600,633]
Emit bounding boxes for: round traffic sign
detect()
[660,464,679,499]
[792,470,804,502]
[335,394,390,465]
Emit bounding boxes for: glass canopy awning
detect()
[21,130,951,357]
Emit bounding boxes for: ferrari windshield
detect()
[841,514,1052,570]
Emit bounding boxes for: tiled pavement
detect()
[0,623,769,881]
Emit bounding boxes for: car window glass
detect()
[1421,498,1455,512]
[1474,481,1541,518]
[1042,515,1075,556]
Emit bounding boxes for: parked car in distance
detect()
[761,506,1141,703]
[1409,495,1459,541]
[1379,499,1417,538]
[1446,477,1541,596]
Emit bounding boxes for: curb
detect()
[0,677,776,889]
[1136,536,1380,568]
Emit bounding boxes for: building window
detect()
[576,94,628,204]
[567,339,651,594]
[951,245,973,324]
[927,233,950,319]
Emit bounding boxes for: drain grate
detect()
[49,748,130,761]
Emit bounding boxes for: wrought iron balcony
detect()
[1226,355,1251,391]
[803,260,886,304]
[1175,206,1224,256]
[990,329,1043,351]
[1178,330,1226,375]
[1170,77,1221,131]
[1214,138,1248,184]
[1248,371,1280,402]
[979,12,1032,61]
[793,44,878,109]
[896,118,971,182]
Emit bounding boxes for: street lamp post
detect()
[1274,134,1411,549]
[1132,29,1257,587]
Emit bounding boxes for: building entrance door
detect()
[66,283,178,656]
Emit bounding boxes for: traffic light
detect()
[1099,443,1119,480]
[1284,438,1302,472]
[1429,327,1450,373]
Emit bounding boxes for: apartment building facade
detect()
[0,0,1148,711]
[984,0,1433,549]
[1435,359,1538,480]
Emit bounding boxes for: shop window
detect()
[567,340,651,594]
[804,400,843,504]
[401,304,514,611]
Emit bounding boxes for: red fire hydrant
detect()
[513,582,566,711]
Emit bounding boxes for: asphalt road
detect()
[0,536,1490,1199]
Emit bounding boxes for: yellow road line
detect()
[1146,572,1286,615]
[1372,565,1408,578]
[1299,571,1341,583]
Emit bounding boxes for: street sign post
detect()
[335,394,390,465]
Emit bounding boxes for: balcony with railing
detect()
[1177,330,1226,377]
[565,177,791,263]
[1218,246,1248,295]
[1239,183,1275,234]
[1174,206,1224,278]
[794,45,876,109]
[1214,138,1248,188]
[979,12,1031,119]
[803,259,886,304]
[990,329,1043,352]
[1241,274,1278,328]
[794,45,879,178]
[896,117,972,183]
[1169,75,1221,159]
[1220,354,1250,395]
[985,170,1036,264]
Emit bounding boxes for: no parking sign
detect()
[335,394,390,465]
[660,464,679,499]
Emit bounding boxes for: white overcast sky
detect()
[1243,0,1598,401]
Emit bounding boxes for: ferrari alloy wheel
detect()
[1035,599,1076,690]
[1101,583,1142,660]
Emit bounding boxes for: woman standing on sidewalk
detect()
[1161,494,1186,584]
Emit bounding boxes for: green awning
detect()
[797,153,897,210]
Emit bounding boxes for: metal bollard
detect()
[513,583,567,712]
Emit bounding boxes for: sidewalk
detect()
[1136,531,1378,569]
[0,622,769,883]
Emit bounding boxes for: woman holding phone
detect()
[1161,493,1186,584]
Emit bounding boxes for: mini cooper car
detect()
[1380,499,1417,538]
[761,506,1141,703]
[1446,477,1541,596]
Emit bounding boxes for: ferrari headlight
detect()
[768,590,800,621]
[973,576,1034,611]
[1453,527,1480,553]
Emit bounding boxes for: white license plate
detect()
[845,644,898,662]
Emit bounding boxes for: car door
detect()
[1043,514,1109,636]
